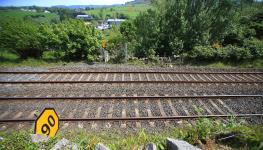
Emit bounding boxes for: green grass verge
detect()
[0,50,66,67]
[183,59,263,69]
[0,118,263,150]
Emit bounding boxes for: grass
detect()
[1,49,263,69]
[0,118,263,150]
[0,50,66,67]
[183,59,263,69]
[84,4,151,19]
[0,9,59,24]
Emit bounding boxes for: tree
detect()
[41,19,100,61]
[120,21,136,42]
[157,0,235,55]
[0,19,43,59]
[99,8,105,20]
[134,9,159,58]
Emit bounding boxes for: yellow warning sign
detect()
[35,108,59,137]
[102,40,107,48]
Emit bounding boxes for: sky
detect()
[0,0,134,7]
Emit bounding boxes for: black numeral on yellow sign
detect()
[35,108,59,137]
[41,115,55,136]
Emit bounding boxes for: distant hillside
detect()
[125,0,151,5]
[0,9,59,24]
[84,4,151,19]
[52,4,122,9]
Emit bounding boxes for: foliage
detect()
[188,45,253,61]
[120,21,136,42]
[217,45,252,61]
[47,8,85,21]
[40,19,100,61]
[244,39,263,58]
[157,0,235,56]
[0,18,100,61]
[0,131,39,150]
[188,46,216,60]
[134,9,159,58]
[106,26,125,58]
[0,19,43,59]
[1,119,263,150]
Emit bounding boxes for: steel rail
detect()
[0,80,262,84]
[0,114,262,123]
[0,71,262,74]
[0,95,262,100]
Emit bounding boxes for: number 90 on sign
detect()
[35,108,59,137]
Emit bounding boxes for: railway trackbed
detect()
[0,95,262,129]
[0,71,262,84]
[0,70,262,130]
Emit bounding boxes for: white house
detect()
[96,23,110,30]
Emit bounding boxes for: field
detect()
[84,4,151,19]
[0,9,59,24]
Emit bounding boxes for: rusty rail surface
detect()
[1,80,262,84]
[0,114,262,123]
[0,95,262,100]
[0,71,263,74]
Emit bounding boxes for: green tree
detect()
[99,8,105,20]
[41,19,100,61]
[158,0,235,55]
[120,21,136,42]
[0,19,43,59]
[107,26,125,58]
[134,9,159,58]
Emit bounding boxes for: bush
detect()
[41,19,100,61]
[244,39,263,58]
[106,26,129,63]
[0,19,43,59]
[218,45,252,61]
[188,46,216,60]
[188,45,253,62]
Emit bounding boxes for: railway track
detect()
[1,114,262,123]
[0,95,262,127]
[0,71,263,84]
[0,95,262,100]
[0,70,262,130]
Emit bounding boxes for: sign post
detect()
[35,108,59,138]
[102,40,107,49]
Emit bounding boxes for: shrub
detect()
[188,46,216,60]
[107,26,130,63]
[219,45,252,61]
[0,19,43,59]
[41,19,100,61]
[244,39,263,58]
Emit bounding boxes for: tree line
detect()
[0,0,262,63]
[0,19,100,62]
[110,0,263,62]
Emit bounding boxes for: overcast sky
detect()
[0,0,134,6]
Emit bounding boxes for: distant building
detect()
[96,23,110,30]
[76,15,93,21]
[20,8,36,12]
[44,10,50,13]
[107,19,125,27]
